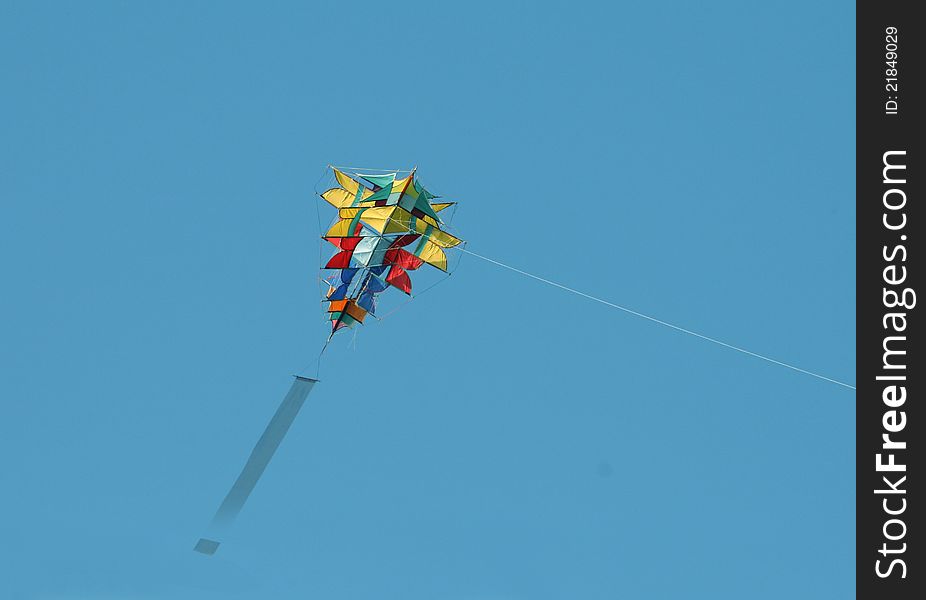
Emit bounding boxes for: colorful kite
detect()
[194,166,463,555]
[195,163,851,557]
[319,166,464,338]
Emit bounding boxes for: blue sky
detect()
[0,1,855,598]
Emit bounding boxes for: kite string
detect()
[459,248,856,391]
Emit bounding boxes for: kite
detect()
[195,162,855,556]
[319,166,464,338]
[195,166,463,555]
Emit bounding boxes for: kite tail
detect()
[194,376,319,555]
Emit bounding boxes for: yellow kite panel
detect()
[323,188,355,209]
[418,241,448,271]
[325,219,357,237]
[334,168,359,196]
